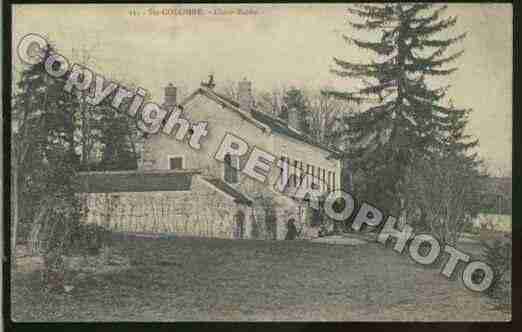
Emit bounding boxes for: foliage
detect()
[66,223,112,256]
[481,237,512,313]
[12,45,81,249]
[401,101,484,244]
[255,87,286,117]
[327,4,469,216]
[462,221,480,234]
[402,153,483,245]
[221,80,352,155]
[307,92,351,148]
[97,106,139,171]
[280,88,309,132]
[28,175,81,254]
[12,43,137,276]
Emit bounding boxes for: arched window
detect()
[285,218,298,240]
[224,153,239,184]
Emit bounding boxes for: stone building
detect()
[78,79,343,240]
[78,170,254,239]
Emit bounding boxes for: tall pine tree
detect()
[97,105,139,171]
[327,4,468,215]
[12,45,81,252]
[441,100,478,160]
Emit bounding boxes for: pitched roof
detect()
[249,109,342,157]
[77,170,200,193]
[180,86,342,158]
[180,87,271,133]
[200,177,253,206]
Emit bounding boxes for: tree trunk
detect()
[28,201,51,255]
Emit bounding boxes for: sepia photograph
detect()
[6,3,512,322]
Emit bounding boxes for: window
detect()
[224,153,239,184]
[169,156,184,170]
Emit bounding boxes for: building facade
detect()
[79,79,343,240]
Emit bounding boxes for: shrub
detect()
[30,194,81,256]
[481,236,511,312]
[462,220,480,234]
[66,223,112,256]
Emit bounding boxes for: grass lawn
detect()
[11,235,510,321]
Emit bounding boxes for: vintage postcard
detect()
[7,3,512,322]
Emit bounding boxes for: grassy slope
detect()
[11,236,509,321]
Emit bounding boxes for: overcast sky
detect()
[12,4,512,176]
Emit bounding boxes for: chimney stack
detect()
[238,78,253,112]
[164,83,177,107]
[288,107,301,132]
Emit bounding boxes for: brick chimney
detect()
[164,83,177,107]
[238,78,253,112]
[287,107,301,132]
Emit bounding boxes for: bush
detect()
[481,236,511,312]
[40,222,111,291]
[65,223,112,256]
[462,220,480,234]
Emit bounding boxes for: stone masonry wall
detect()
[79,176,254,239]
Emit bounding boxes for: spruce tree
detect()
[98,106,139,171]
[441,100,479,160]
[328,4,468,214]
[12,45,81,252]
